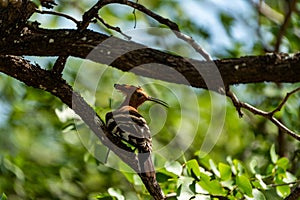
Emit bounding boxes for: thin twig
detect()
[226,88,300,141]
[269,117,300,141]
[274,0,297,52]
[268,180,300,188]
[80,0,211,60]
[132,0,138,28]
[270,87,300,114]
[35,9,80,26]
[249,0,273,52]
[125,1,212,61]
[226,90,244,117]
[95,15,131,39]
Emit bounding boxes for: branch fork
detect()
[226,87,300,141]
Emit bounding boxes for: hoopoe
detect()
[105,84,168,175]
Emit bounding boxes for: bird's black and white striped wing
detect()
[105,109,152,152]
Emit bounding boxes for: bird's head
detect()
[114,84,168,109]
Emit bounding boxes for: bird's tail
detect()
[137,152,156,178]
[137,152,164,198]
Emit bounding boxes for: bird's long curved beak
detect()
[148,97,169,108]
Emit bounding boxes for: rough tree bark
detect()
[1,25,300,90]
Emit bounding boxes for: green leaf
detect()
[133,174,143,186]
[251,189,266,200]
[176,177,195,199]
[255,174,268,190]
[262,188,282,200]
[218,163,232,181]
[270,144,278,164]
[186,159,201,180]
[276,157,289,170]
[283,171,297,183]
[198,179,227,196]
[156,167,179,182]
[236,175,253,197]
[199,172,211,182]
[198,172,227,196]
[1,193,7,200]
[233,159,246,175]
[209,159,220,178]
[95,194,114,200]
[234,191,244,199]
[165,161,182,176]
[221,180,235,190]
[226,156,237,175]
[266,163,276,175]
[195,181,209,194]
[62,123,76,133]
[198,155,211,170]
[108,188,125,200]
[194,194,211,200]
[276,185,290,198]
[249,159,258,174]
[121,171,134,184]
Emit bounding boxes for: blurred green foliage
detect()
[1,0,300,199]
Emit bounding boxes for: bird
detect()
[105,84,168,175]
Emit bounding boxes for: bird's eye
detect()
[136,93,143,98]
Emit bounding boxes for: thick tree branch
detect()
[51,56,68,76]
[1,26,300,91]
[0,55,164,200]
[1,1,299,91]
